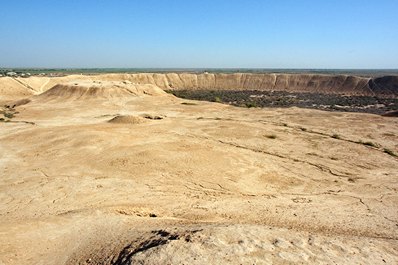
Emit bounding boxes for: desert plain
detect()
[0,73,397,264]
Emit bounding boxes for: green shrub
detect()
[3,112,13,119]
[214,96,222,103]
[245,102,257,108]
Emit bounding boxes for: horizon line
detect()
[1,67,398,70]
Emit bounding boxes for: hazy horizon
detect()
[1,0,398,69]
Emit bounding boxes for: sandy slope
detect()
[0,80,397,264]
[0,77,35,100]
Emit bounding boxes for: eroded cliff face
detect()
[369,76,398,95]
[125,73,373,95]
[1,73,398,99]
[113,73,397,96]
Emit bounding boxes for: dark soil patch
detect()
[167,90,398,115]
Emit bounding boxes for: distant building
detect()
[6,72,17,76]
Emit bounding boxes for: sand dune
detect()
[0,77,397,264]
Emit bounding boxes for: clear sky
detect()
[1,0,397,69]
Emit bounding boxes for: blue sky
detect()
[1,0,397,68]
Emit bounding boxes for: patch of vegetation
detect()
[282,123,288,127]
[300,127,307,132]
[245,102,257,108]
[383,148,397,157]
[3,112,14,119]
[214,96,222,103]
[1,106,16,121]
[166,89,398,115]
[331,134,341,139]
[265,134,277,139]
[181,102,197,105]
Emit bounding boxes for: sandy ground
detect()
[0,80,397,264]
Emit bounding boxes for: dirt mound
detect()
[35,81,167,101]
[108,115,148,124]
[0,77,35,100]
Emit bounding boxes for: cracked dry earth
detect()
[0,81,397,264]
